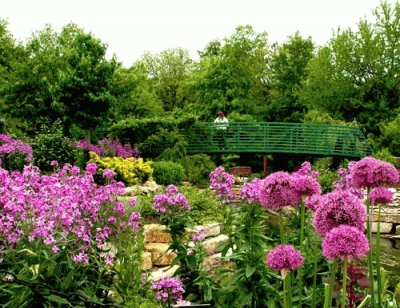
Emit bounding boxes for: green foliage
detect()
[373,148,399,167]
[108,114,196,145]
[380,113,400,156]
[312,157,338,193]
[179,154,216,186]
[88,152,153,185]
[152,160,185,185]
[32,120,83,171]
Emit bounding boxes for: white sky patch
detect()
[2,0,395,67]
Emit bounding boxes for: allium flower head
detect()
[350,157,399,188]
[151,276,185,303]
[305,194,323,212]
[322,225,369,261]
[102,169,115,179]
[292,161,319,179]
[368,187,393,205]
[293,175,321,198]
[85,163,97,175]
[313,189,367,236]
[259,172,301,210]
[266,244,304,277]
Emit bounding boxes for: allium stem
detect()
[324,260,337,308]
[279,211,285,243]
[283,275,288,308]
[311,231,319,308]
[365,196,376,307]
[297,201,305,307]
[341,260,348,308]
[376,205,382,308]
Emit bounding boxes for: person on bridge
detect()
[214,111,229,149]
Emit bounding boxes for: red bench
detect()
[230,166,252,177]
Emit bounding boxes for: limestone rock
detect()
[145,243,176,266]
[202,234,229,254]
[371,222,393,234]
[149,265,179,281]
[142,251,153,270]
[144,224,171,243]
[396,225,400,235]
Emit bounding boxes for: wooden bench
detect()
[229,166,252,177]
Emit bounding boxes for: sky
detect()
[2,0,396,67]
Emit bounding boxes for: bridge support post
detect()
[263,155,268,178]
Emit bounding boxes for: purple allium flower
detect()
[102,169,115,179]
[322,225,369,261]
[85,163,97,175]
[313,189,367,236]
[293,175,321,199]
[292,161,319,179]
[258,172,301,210]
[334,166,364,199]
[368,187,394,205]
[305,194,323,212]
[240,177,262,203]
[350,157,399,188]
[266,244,304,276]
[151,276,185,303]
[50,160,59,167]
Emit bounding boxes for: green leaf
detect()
[45,294,71,305]
[245,265,256,278]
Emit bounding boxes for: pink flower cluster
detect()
[153,185,190,214]
[192,227,206,241]
[259,171,301,210]
[77,138,140,158]
[368,187,393,205]
[313,189,367,236]
[0,163,138,265]
[240,177,262,203]
[209,166,236,202]
[0,134,33,164]
[266,244,304,275]
[151,276,185,303]
[322,225,369,261]
[349,157,399,189]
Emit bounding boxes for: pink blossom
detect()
[368,187,393,205]
[153,185,190,214]
[258,172,301,210]
[266,244,304,275]
[151,276,185,303]
[305,194,323,212]
[85,163,97,175]
[102,169,115,179]
[322,225,369,261]
[209,166,236,202]
[240,177,262,203]
[313,190,367,236]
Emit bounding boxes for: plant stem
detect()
[283,275,288,308]
[297,202,305,307]
[287,272,293,308]
[311,232,319,308]
[279,210,285,244]
[341,260,348,308]
[376,205,382,308]
[365,196,376,307]
[324,260,337,308]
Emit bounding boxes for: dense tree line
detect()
[0,1,399,156]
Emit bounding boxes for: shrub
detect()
[76,138,140,159]
[152,160,185,186]
[312,157,338,193]
[31,121,82,171]
[179,154,216,186]
[0,134,32,171]
[88,152,153,185]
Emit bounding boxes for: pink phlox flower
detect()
[151,276,185,303]
[192,227,206,241]
[266,244,304,274]
[102,169,115,179]
[72,251,90,264]
[258,171,301,210]
[292,161,319,179]
[313,189,367,236]
[129,198,137,207]
[153,185,190,214]
[334,167,364,199]
[350,157,399,188]
[368,187,393,205]
[85,163,97,175]
[322,225,369,261]
[128,212,141,232]
[240,177,262,203]
[209,166,236,201]
[50,160,59,167]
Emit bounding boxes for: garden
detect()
[0,132,399,307]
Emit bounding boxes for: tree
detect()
[1,23,118,136]
[189,25,269,120]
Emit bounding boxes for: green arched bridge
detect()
[183,122,372,158]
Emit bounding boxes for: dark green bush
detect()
[31,120,85,171]
[179,154,216,186]
[152,160,185,185]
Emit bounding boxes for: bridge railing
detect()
[183,122,372,158]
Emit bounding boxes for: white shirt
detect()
[214,116,229,130]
